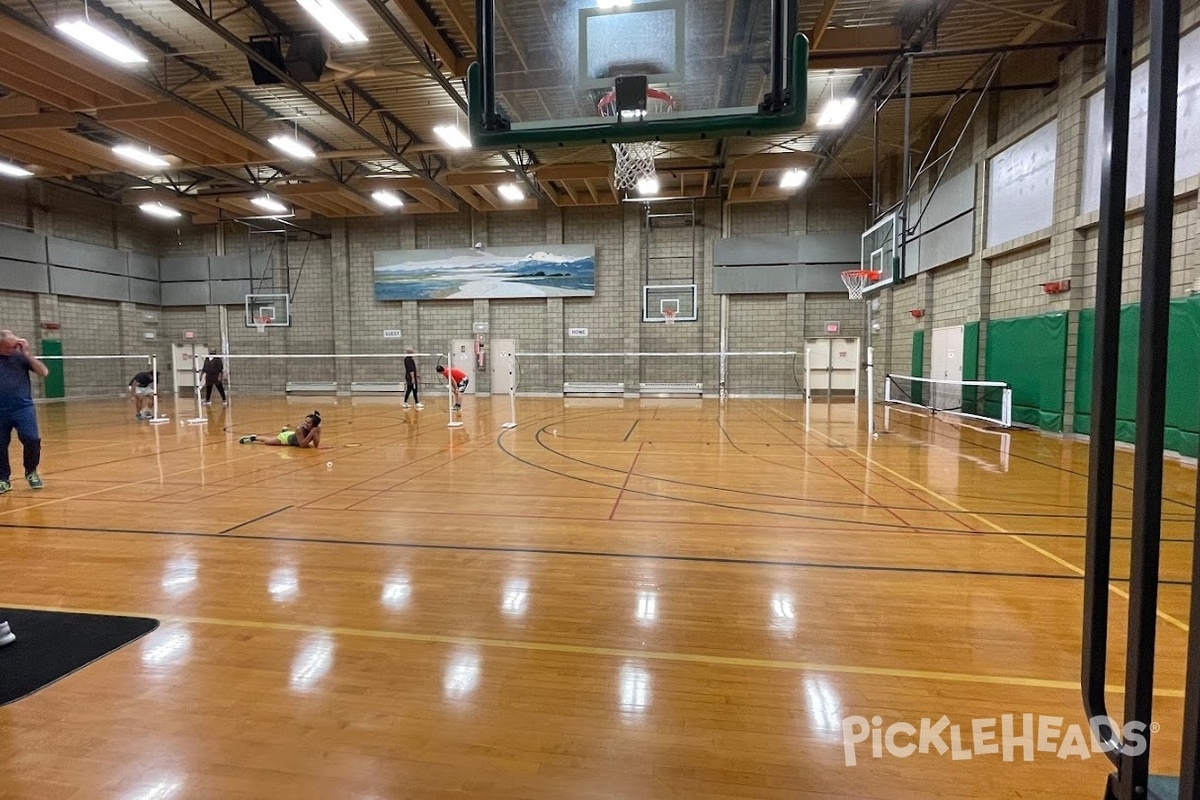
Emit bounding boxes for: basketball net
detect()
[840,270,881,301]
[663,307,677,325]
[597,88,675,192]
[254,315,270,333]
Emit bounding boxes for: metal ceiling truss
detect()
[162,0,461,206]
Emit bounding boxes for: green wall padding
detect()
[911,329,924,405]
[1075,296,1200,457]
[41,340,63,399]
[985,312,1067,431]
[962,322,980,415]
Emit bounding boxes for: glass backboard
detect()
[861,213,898,295]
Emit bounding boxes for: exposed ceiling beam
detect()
[0,111,78,130]
[161,0,458,207]
[384,0,468,76]
[809,0,839,51]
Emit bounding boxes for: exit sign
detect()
[825,321,840,334]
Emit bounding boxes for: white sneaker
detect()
[0,621,14,647]
[416,403,424,409]
[402,403,411,410]
[202,401,211,406]
[222,401,228,407]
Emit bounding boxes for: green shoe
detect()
[0,481,10,494]
[26,473,42,489]
[239,435,256,444]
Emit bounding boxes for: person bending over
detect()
[0,330,49,492]
[435,364,468,410]
[128,369,158,420]
[240,411,322,448]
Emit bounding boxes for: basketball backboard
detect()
[468,0,807,148]
[245,293,291,327]
[644,283,697,322]
[861,213,898,295]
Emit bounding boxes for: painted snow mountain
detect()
[374,245,596,300]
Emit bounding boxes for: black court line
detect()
[0,517,1182,584]
[623,419,639,442]
[220,505,294,534]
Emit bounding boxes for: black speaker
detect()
[247,35,286,86]
[285,32,327,83]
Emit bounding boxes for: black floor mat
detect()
[0,607,159,705]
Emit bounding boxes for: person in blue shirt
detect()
[0,330,50,492]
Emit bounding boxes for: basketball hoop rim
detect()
[597,87,676,116]
[841,269,881,281]
[254,315,271,332]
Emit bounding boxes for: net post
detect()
[149,354,170,424]
[1002,387,1013,428]
[884,374,892,404]
[187,342,207,425]
[866,346,875,436]
[446,353,463,429]
[501,350,517,429]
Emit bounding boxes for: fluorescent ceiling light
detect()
[112,145,171,169]
[635,175,659,195]
[56,19,148,64]
[139,202,182,220]
[598,0,632,8]
[268,135,317,160]
[0,163,33,178]
[497,183,524,202]
[251,195,290,214]
[296,0,368,44]
[433,124,471,149]
[371,189,404,209]
[779,169,808,190]
[817,97,857,128]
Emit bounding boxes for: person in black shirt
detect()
[403,348,422,409]
[202,348,227,406]
[128,370,157,420]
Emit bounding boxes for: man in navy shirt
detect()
[0,330,49,492]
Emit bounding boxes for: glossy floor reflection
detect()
[0,394,1192,798]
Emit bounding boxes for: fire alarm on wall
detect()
[910,309,925,319]
[1042,279,1071,294]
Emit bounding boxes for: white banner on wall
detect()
[567,327,588,337]
[986,120,1058,248]
[1080,26,1200,214]
[383,329,402,339]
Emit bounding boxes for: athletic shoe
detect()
[402,403,411,410]
[0,481,10,494]
[222,401,228,407]
[26,473,42,489]
[0,621,13,647]
[416,403,424,409]
[239,435,257,444]
[202,401,211,406]
[452,404,462,411]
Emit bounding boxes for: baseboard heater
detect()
[349,382,404,394]
[563,381,625,396]
[285,381,338,394]
[639,382,703,397]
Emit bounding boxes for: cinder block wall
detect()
[878,7,1200,435]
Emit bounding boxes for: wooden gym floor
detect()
[0,394,1194,798]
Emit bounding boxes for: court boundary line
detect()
[0,600,1183,699]
[0,519,1188,585]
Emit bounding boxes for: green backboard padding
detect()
[41,339,63,399]
[985,312,1067,431]
[911,329,924,405]
[962,321,980,415]
[467,36,809,148]
[1077,296,1200,457]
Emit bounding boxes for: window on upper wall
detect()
[986,120,1058,249]
[1080,25,1200,214]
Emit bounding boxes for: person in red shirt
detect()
[435,364,468,410]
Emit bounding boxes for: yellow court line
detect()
[1,601,1182,699]
[780,406,1190,633]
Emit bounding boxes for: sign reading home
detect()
[374,245,596,301]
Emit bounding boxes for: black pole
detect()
[1116,0,1180,795]
[871,99,880,219]
[1081,0,1133,771]
[478,0,502,129]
